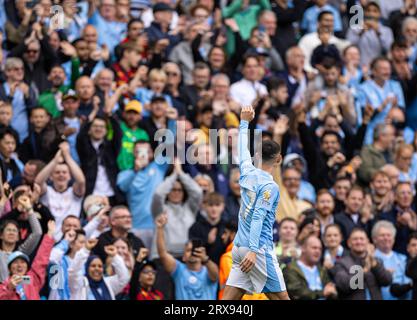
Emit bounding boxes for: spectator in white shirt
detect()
[35,142,86,236]
[230,54,268,107]
[299,10,350,73]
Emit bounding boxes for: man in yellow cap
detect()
[117,100,150,170]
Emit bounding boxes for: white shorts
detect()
[226,246,286,294]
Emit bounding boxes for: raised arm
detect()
[18,205,43,255]
[103,245,130,295]
[60,142,86,197]
[239,106,255,173]
[151,171,178,219]
[68,238,98,293]
[179,172,203,214]
[155,214,177,274]
[28,221,56,292]
[35,149,62,195]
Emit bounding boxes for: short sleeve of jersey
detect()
[171,260,185,280]
[256,183,279,213]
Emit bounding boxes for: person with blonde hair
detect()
[134,68,173,116]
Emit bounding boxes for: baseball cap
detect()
[62,89,79,101]
[124,100,143,113]
[7,251,30,268]
[153,3,173,13]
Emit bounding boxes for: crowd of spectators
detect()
[0,0,417,300]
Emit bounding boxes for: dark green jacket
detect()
[283,260,334,300]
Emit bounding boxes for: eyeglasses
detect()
[26,49,39,54]
[171,188,184,192]
[141,270,156,275]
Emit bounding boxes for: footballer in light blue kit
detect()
[222,106,289,300]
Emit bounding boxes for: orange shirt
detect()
[218,242,268,300]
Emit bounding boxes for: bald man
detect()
[75,76,102,117]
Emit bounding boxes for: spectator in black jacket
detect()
[19,107,63,164]
[0,127,24,184]
[271,0,306,58]
[335,186,374,246]
[93,205,145,263]
[188,192,227,265]
[379,182,417,254]
[0,185,55,237]
[405,232,417,299]
[298,115,345,190]
[76,115,123,205]
[389,0,417,39]
[9,25,59,94]
[179,62,211,123]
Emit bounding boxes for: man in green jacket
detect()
[283,235,338,300]
[357,123,395,186]
[117,100,150,170]
[38,65,71,118]
[222,0,270,56]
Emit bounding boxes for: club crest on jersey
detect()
[263,190,271,202]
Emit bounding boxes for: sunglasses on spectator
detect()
[26,49,39,54]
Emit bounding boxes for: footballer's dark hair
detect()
[261,140,281,163]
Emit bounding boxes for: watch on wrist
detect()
[202,256,210,265]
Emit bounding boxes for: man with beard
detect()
[38,65,70,118]
[314,189,335,234]
[298,117,346,190]
[370,170,394,216]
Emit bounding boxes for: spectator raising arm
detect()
[155,213,177,274]
[35,149,64,195]
[17,197,43,256]
[59,142,86,198]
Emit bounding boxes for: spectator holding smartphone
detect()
[0,194,42,283]
[156,213,218,300]
[0,220,55,300]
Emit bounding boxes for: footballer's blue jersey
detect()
[234,120,280,253]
